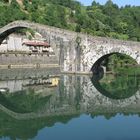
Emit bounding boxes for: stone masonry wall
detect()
[0,54,59,68]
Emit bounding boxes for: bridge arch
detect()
[86,46,140,73]
[0,20,73,45]
[0,21,69,67]
[0,26,28,44]
[0,21,48,44]
[91,52,137,74]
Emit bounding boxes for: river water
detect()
[0,67,140,140]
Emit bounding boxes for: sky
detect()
[78,0,140,7]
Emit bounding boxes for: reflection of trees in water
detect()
[91,69,140,99]
[0,89,52,113]
[0,110,79,140]
[0,75,82,139]
[0,72,140,139]
[90,113,117,120]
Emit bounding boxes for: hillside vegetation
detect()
[0,0,140,41]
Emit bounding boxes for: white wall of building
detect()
[0,36,30,52]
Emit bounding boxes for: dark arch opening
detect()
[0,27,28,44]
[91,53,137,75]
[91,73,139,99]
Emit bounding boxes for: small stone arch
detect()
[89,51,138,74]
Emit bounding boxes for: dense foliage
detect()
[0,0,140,41]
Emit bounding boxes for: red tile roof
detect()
[23,41,50,47]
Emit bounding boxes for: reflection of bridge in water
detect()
[0,69,140,120]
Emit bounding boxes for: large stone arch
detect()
[0,21,74,68]
[0,21,63,49]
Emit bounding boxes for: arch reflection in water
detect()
[0,68,140,140]
[0,69,140,115]
[91,70,140,99]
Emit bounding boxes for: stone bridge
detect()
[0,20,140,73]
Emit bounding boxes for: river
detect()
[0,67,140,140]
